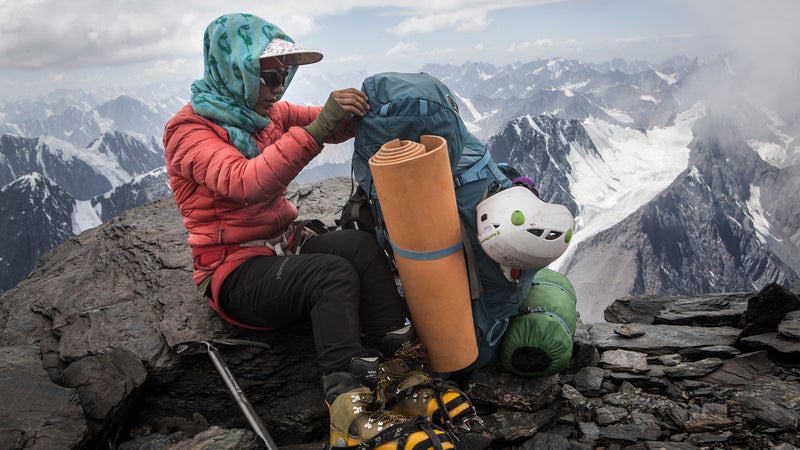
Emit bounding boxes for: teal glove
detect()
[303,94,351,146]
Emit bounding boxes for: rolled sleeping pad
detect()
[500,268,577,377]
[369,135,478,372]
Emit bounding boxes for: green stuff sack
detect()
[500,268,577,377]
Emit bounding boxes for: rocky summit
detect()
[0,177,798,450]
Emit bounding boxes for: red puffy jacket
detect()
[163,101,352,325]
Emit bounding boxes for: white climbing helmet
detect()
[476,186,574,269]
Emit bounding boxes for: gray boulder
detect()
[0,178,354,448]
[0,346,88,449]
[1,176,799,449]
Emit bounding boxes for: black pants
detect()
[219,229,407,372]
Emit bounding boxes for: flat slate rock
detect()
[599,349,650,374]
[698,351,775,386]
[604,295,677,324]
[518,432,571,450]
[739,332,800,357]
[166,426,258,450]
[736,377,800,431]
[480,411,539,442]
[662,358,724,378]
[588,323,740,355]
[466,364,560,412]
[614,324,646,338]
[572,366,608,397]
[677,345,741,361]
[604,293,750,326]
[653,293,750,327]
[657,354,682,366]
[599,423,663,443]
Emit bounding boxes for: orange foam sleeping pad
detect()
[368,135,478,372]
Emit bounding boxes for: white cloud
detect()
[687,0,800,116]
[508,39,553,52]
[280,14,318,37]
[337,55,366,63]
[3,0,793,101]
[143,59,198,77]
[386,41,419,56]
[611,35,659,45]
[0,1,336,70]
[610,34,706,47]
[0,0,561,70]
[0,1,197,68]
[391,12,489,36]
[388,1,551,35]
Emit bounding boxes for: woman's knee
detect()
[339,230,389,265]
[301,230,386,273]
[305,253,359,289]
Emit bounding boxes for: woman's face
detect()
[254,57,289,116]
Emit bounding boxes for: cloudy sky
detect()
[0,0,797,101]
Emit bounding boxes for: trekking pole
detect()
[174,339,278,450]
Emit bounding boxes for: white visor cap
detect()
[259,38,323,66]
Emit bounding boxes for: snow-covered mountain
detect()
[0,174,76,292]
[483,64,799,321]
[419,57,698,140]
[0,124,170,292]
[306,54,798,321]
[0,86,183,293]
[492,108,798,321]
[0,92,178,148]
[0,167,170,293]
[1,54,797,323]
[0,132,164,200]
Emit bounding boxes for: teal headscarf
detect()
[191,13,298,159]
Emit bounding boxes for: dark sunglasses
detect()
[260,69,289,88]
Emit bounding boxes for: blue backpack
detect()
[348,72,537,369]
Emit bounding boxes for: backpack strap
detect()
[377,99,431,117]
[372,198,393,259]
[461,220,482,300]
[291,219,330,254]
[453,151,491,187]
[339,186,377,233]
[453,150,512,191]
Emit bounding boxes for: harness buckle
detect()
[239,225,295,255]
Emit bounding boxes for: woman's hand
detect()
[304,89,370,145]
[330,88,370,117]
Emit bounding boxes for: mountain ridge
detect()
[498,107,798,321]
[0,53,797,310]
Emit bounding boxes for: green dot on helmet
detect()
[511,210,525,226]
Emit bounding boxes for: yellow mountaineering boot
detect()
[376,345,477,429]
[328,387,455,449]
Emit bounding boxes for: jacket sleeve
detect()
[163,105,321,205]
[277,101,356,144]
